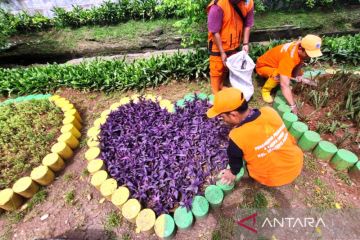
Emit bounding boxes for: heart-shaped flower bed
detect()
[99,97,229,215]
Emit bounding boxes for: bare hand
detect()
[290,104,298,115]
[220,169,236,185]
[242,44,249,53]
[221,52,227,66]
[295,75,303,82]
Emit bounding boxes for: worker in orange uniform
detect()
[256,35,323,114]
[207,0,254,94]
[207,88,303,187]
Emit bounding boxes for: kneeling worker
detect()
[207,88,303,186]
[256,35,323,114]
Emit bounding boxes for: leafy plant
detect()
[100,98,229,214]
[308,88,329,109]
[0,100,62,189]
[320,34,360,65]
[1,35,358,97]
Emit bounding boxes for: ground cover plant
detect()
[0,100,62,189]
[100,98,229,214]
[0,34,358,97]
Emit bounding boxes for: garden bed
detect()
[0,99,63,189]
[294,72,360,157]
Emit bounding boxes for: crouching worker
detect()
[207,88,303,187]
[256,35,323,114]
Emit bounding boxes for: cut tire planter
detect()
[174,206,194,230]
[313,141,338,161]
[298,131,321,152]
[330,149,358,171]
[282,112,298,129]
[155,214,176,239]
[349,162,360,182]
[205,185,224,208]
[289,121,309,140]
[191,196,209,219]
[277,104,291,116]
[0,94,82,211]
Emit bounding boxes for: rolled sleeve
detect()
[208,5,223,33]
[244,7,254,28]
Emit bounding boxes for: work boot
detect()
[261,88,273,103]
[261,77,278,103]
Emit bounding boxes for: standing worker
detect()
[207,0,254,94]
[207,88,303,187]
[256,35,323,114]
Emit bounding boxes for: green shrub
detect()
[0,35,358,96]
[321,34,360,65]
[0,49,209,96]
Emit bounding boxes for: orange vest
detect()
[229,107,303,186]
[256,41,302,77]
[207,0,254,56]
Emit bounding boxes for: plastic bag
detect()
[226,51,255,101]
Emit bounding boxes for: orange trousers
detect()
[209,55,228,94]
[256,66,278,80]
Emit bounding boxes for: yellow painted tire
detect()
[61,123,81,139]
[12,177,39,198]
[100,178,118,200]
[42,153,65,172]
[51,142,73,160]
[87,159,104,175]
[85,147,101,161]
[0,189,23,211]
[136,208,156,233]
[111,187,130,209]
[63,115,82,130]
[58,132,79,149]
[30,166,55,186]
[90,170,108,190]
[122,199,141,223]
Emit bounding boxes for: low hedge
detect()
[0,35,359,97]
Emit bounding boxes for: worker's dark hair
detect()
[235,100,248,113]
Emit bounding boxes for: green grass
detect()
[120,233,131,240]
[254,8,360,31]
[3,7,358,58]
[335,171,352,186]
[305,178,337,210]
[64,190,76,205]
[0,100,62,189]
[304,155,320,173]
[104,211,122,231]
[8,19,177,55]
[27,188,47,210]
[211,216,235,240]
[63,172,75,182]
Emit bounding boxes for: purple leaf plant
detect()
[100,97,229,215]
